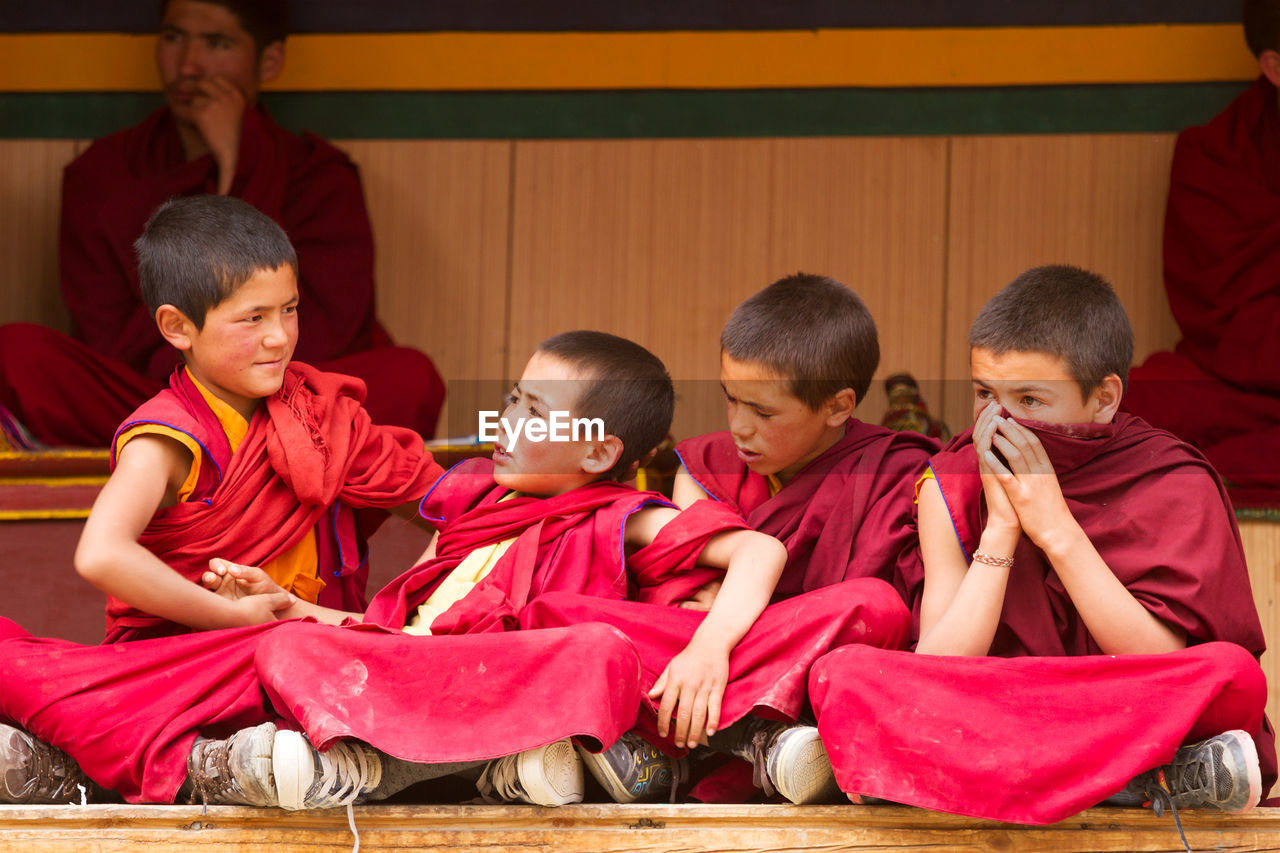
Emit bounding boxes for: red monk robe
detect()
[105,362,443,642]
[810,413,1275,824]
[1125,76,1280,503]
[0,104,444,443]
[0,459,729,802]
[675,421,937,600]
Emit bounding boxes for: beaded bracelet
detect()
[972,549,1014,569]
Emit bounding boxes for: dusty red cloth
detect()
[1125,76,1280,496]
[812,412,1275,822]
[105,362,443,641]
[519,578,910,757]
[676,422,936,600]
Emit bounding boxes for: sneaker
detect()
[187,722,278,807]
[272,730,383,811]
[579,732,683,803]
[1126,730,1261,815]
[476,739,583,807]
[0,722,96,804]
[713,718,841,805]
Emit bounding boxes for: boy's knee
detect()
[1205,641,1267,697]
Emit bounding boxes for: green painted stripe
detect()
[0,84,1249,140]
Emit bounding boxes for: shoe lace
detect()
[748,728,778,799]
[1130,769,1193,853]
[306,741,373,810]
[186,740,234,811]
[475,754,523,804]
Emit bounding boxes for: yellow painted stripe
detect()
[0,477,109,486]
[0,449,109,461]
[0,509,92,520]
[0,25,1257,92]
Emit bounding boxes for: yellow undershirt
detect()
[402,494,519,636]
[116,371,324,603]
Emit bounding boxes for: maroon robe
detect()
[105,363,444,642]
[1125,76,1280,502]
[676,421,936,600]
[0,104,444,443]
[811,413,1275,823]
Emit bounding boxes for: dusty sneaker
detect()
[0,723,96,804]
[477,739,583,807]
[1126,730,1261,815]
[186,721,278,807]
[579,732,683,803]
[271,731,382,811]
[712,718,841,805]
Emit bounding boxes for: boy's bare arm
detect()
[983,413,1185,655]
[202,559,355,625]
[671,466,707,509]
[76,435,293,630]
[626,506,786,748]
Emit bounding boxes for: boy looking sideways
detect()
[811,265,1273,825]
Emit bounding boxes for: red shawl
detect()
[106,363,442,640]
[1164,77,1280,392]
[363,458,751,633]
[922,412,1264,657]
[676,422,936,600]
[60,105,383,380]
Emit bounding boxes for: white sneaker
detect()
[0,722,97,804]
[766,725,842,805]
[476,739,583,807]
[186,722,277,807]
[272,730,383,811]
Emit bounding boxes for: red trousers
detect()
[810,642,1274,823]
[0,323,445,444]
[519,578,911,754]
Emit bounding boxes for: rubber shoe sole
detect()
[767,727,842,805]
[1209,730,1262,814]
[517,740,584,806]
[272,729,315,811]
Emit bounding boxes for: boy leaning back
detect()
[810,265,1274,824]
[523,274,924,805]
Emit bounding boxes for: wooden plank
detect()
[1242,518,1280,730]
[943,133,1180,430]
[0,804,1277,852]
[333,140,512,439]
[508,137,948,442]
[0,139,76,331]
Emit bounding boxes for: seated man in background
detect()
[0,0,445,445]
[1125,0,1280,502]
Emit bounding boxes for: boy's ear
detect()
[1088,374,1124,423]
[581,435,625,476]
[155,304,197,352]
[257,40,285,86]
[1259,50,1280,89]
[823,388,858,428]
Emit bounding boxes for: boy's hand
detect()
[983,413,1075,550]
[676,579,723,611]
[188,75,247,194]
[648,639,730,749]
[201,558,286,600]
[974,403,1021,536]
[224,589,297,626]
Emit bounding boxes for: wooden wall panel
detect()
[0,140,78,331]
[943,133,1180,430]
[336,140,512,438]
[1241,519,1280,729]
[508,138,948,442]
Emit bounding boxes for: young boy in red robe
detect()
[1124,0,1280,503]
[810,265,1273,827]
[0,0,445,443]
[524,275,926,806]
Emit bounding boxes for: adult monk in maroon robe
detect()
[0,0,445,444]
[1125,1,1280,504]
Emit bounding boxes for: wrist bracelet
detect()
[972,549,1014,569]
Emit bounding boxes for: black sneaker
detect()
[579,732,683,803]
[0,722,97,804]
[1127,730,1261,815]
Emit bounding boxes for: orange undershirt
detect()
[116,371,324,602]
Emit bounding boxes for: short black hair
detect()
[720,273,880,408]
[969,264,1134,397]
[1244,0,1280,56]
[159,0,289,53]
[135,195,297,329]
[534,330,675,480]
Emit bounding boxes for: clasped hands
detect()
[974,401,1074,551]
